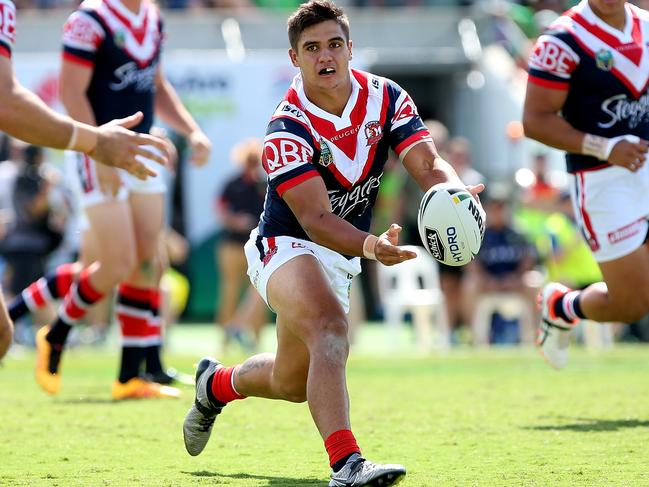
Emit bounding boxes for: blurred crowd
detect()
[2,114,648,353]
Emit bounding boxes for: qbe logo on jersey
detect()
[0,0,16,45]
[424,228,445,261]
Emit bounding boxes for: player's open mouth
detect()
[319,67,336,76]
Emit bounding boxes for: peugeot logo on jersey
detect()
[318,139,334,167]
[595,49,614,71]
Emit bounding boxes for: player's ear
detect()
[348,40,353,60]
[288,48,299,68]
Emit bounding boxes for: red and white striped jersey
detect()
[0,0,16,59]
[259,68,431,242]
[528,0,649,173]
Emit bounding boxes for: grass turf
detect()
[1,326,648,486]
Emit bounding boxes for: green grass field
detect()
[1,325,649,486]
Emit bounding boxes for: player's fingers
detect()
[133,145,168,167]
[137,134,172,164]
[112,111,144,129]
[467,183,485,196]
[125,158,158,180]
[399,248,417,260]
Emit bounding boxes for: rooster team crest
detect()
[364,121,383,146]
[595,49,614,71]
[318,139,334,167]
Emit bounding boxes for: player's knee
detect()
[615,299,649,323]
[308,315,350,364]
[103,250,137,283]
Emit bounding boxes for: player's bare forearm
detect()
[522,110,585,154]
[402,142,463,191]
[300,209,369,257]
[523,82,584,154]
[0,65,73,148]
[59,66,97,126]
[154,74,199,137]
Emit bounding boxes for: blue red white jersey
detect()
[259,68,431,241]
[0,0,16,59]
[528,1,649,173]
[61,0,163,133]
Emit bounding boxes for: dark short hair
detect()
[287,0,350,51]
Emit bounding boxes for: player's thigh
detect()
[266,253,347,347]
[85,199,136,266]
[598,244,649,319]
[129,192,165,260]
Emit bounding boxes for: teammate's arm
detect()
[282,177,416,266]
[154,69,211,166]
[59,59,96,126]
[524,79,648,170]
[0,55,82,148]
[0,57,168,179]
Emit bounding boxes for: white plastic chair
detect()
[376,245,450,352]
[471,292,534,345]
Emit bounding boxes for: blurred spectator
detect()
[439,135,484,333]
[463,185,537,345]
[214,138,268,350]
[514,152,560,264]
[542,190,602,290]
[0,145,64,299]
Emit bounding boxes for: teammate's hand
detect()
[374,224,417,266]
[188,130,212,166]
[609,137,649,172]
[91,112,173,180]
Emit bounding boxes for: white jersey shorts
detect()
[67,148,166,208]
[244,228,362,313]
[571,163,649,263]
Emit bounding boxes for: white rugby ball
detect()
[417,184,485,266]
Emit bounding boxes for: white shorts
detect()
[244,228,362,313]
[67,148,166,208]
[571,164,649,263]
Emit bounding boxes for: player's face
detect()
[289,20,352,92]
[588,0,626,19]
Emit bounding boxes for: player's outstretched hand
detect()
[90,112,173,180]
[188,130,212,166]
[609,136,649,172]
[375,223,417,266]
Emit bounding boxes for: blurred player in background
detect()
[214,138,267,351]
[524,0,649,368]
[182,2,482,486]
[0,0,171,361]
[32,0,210,398]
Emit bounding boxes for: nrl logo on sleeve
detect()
[595,49,614,71]
[318,139,334,167]
[364,121,383,146]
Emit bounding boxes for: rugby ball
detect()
[417,184,485,266]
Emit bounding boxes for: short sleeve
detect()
[262,116,320,197]
[528,33,580,90]
[385,80,432,160]
[61,10,105,68]
[0,0,17,59]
